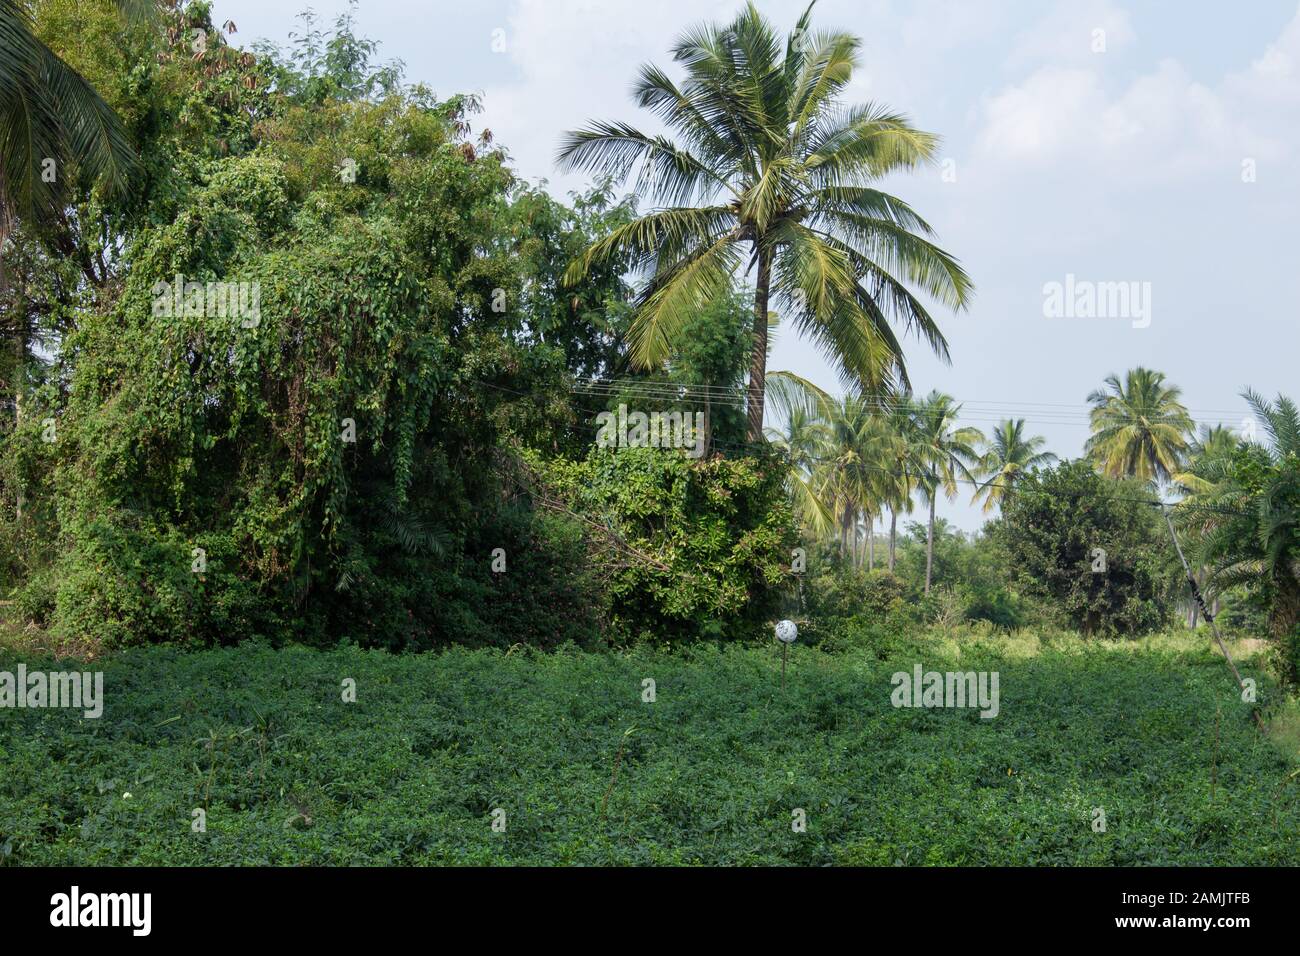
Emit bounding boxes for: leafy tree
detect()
[972,418,1055,513]
[3,0,276,588]
[507,179,637,383]
[12,18,606,648]
[557,1,971,440]
[253,1,404,103]
[1086,368,1193,483]
[999,460,1175,636]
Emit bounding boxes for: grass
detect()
[1,628,1297,865]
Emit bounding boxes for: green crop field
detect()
[3,629,1296,866]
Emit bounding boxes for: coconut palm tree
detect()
[857,411,900,570]
[557,2,972,441]
[817,395,873,564]
[764,368,837,532]
[765,399,832,535]
[971,418,1055,513]
[1085,368,1193,483]
[911,391,982,593]
[876,399,918,571]
[804,394,893,567]
[1172,423,1241,626]
[0,0,144,232]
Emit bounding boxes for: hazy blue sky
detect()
[217,0,1300,530]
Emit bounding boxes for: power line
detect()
[473,379,1249,519]
[569,375,1257,419]
[567,379,1252,428]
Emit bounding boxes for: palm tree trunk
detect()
[888,510,897,572]
[925,495,936,594]
[1188,567,1206,629]
[1269,574,1300,683]
[867,515,875,570]
[745,246,772,442]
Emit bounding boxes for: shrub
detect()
[531,444,795,644]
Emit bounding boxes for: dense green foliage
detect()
[998,461,1176,636]
[1176,392,1300,678]
[1,2,795,651]
[3,1,1300,874]
[533,444,793,644]
[1,628,1293,865]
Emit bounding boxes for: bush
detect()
[804,557,910,619]
[531,444,795,644]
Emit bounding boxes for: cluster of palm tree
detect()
[1173,392,1300,664]
[766,379,1053,593]
[1079,367,1298,654]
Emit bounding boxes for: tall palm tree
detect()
[804,393,895,568]
[765,399,832,535]
[2,0,146,440]
[764,368,837,534]
[1085,368,1193,483]
[557,2,972,441]
[972,418,1055,513]
[817,395,874,565]
[878,399,917,571]
[911,391,982,593]
[1171,423,1241,627]
[0,0,143,232]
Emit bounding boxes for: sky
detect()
[214,0,1300,530]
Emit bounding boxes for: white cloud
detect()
[1229,4,1300,104]
[973,4,1300,180]
[1005,0,1135,68]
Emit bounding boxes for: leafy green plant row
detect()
[2,631,1294,865]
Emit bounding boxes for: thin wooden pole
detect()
[1161,505,1264,730]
